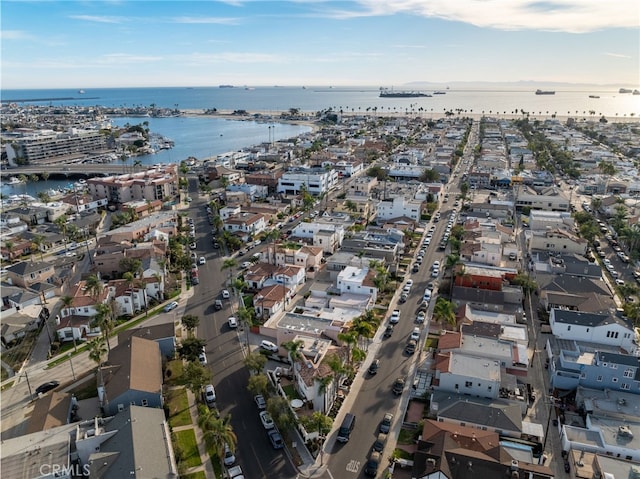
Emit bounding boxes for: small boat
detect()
[634,89,640,95]
[619,88,632,94]
[78,89,85,94]
[7,177,24,185]
[589,95,600,98]
[433,91,446,95]
[535,89,555,95]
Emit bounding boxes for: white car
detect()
[222,289,230,299]
[189,242,197,250]
[403,280,413,293]
[260,340,279,352]
[432,261,440,270]
[223,444,236,466]
[198,256,206,265]
[416,311,426,324]
[241,261,252,269]
[228,317,238,328]
[431,268,440,278]
[423,237,431,246]
[423,289,432,302]
[389,310,400,324]
[260,411,275,429]
[254,394,267,409]
[409,327,420,342]
[204,384,216,405]
[198,351,207,365]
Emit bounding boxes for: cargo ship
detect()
[535,89,555,95]
[619,88,632,94]
[379,88,431,98]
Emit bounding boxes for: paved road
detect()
[184,180,295,479]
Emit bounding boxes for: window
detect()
[597,375,603,382]
[465,381,472,388]
[141,399,148,406]
[580,373,586,379]
[610,364,618,369]
[621,383,630,390]
[612,377,618,383]
[623,368,634,378]
[567,325,571,331]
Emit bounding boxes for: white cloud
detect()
[171,16,242,25]
[0,30,34,40]
[183,52,283,64]
[69,14,124,24]
[97,53,164,64]
[331,0,640,33]
[604,52,632,59]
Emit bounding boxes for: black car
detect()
[383,324,394,338]
[392,377,405,395]
[368,359,380,375]
[364,451,381,477]
[35,380,60,395]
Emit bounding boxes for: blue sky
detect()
[2,0,639,89]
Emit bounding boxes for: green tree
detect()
[282,339,304,364]
[419,168,440,183]
[93,302,115,351]
[85,274,104,300]
[179,337,207,362]
[244,351,267,375]
[433,297,456,328]
[267,395,297,431]
[181,314,200,337]
[182,361,211,395]
[87,337,108,388]
[247,373,270,397]
[198,409,237,474]
[300,411,333,436]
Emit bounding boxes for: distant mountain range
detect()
[402,80,638,90]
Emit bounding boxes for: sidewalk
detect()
[171,387,216,479]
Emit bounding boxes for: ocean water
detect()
[2,85,639,197]
[2,85,639,118]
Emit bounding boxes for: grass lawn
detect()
[397,427,419,445]
[282,383,302,401]
[174,429,202,469]
[206,445,223,478]
[165,359,184,386]
[182,472,206,479]
[425,336,439,349]
[166,387,192,428]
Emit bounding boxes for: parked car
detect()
[260,411,275,429]
[389,310,400,324]
[405,340,417,355]
[392,377,405,395]
[228,317,238,328]
[163,301,179,312]
[409,327,420,342]
[214,300,223,310]
[254,394,267,410]
[260,340,278,352]
[372,433,387,453]
[198,256,206,265]
[198,351,207,365]
[379,412,393,434]
[416,311,426,324]
[222,289,230,299]
[383,324,394,337]
[35,380,60,395]
[368,359,380,375]
[364,451,381,477]
[223,444,236,466]
[268,430,284,449]
[203,384,216,406]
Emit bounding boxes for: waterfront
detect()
[3,85,640,118]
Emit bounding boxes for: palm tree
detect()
[337,330,357,365]
[282,339,304,364]
[221,258,237,284]
[123,271,137,315]
[198,409,238,473]
[598,160,616,194]
[433,297,456,329]
[85,274,103,301]
[30,234,46,261]
[445,254,463,297]
[87,336,108,391]
[93,302,115,351]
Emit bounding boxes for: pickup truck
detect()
[226,465,244,479]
